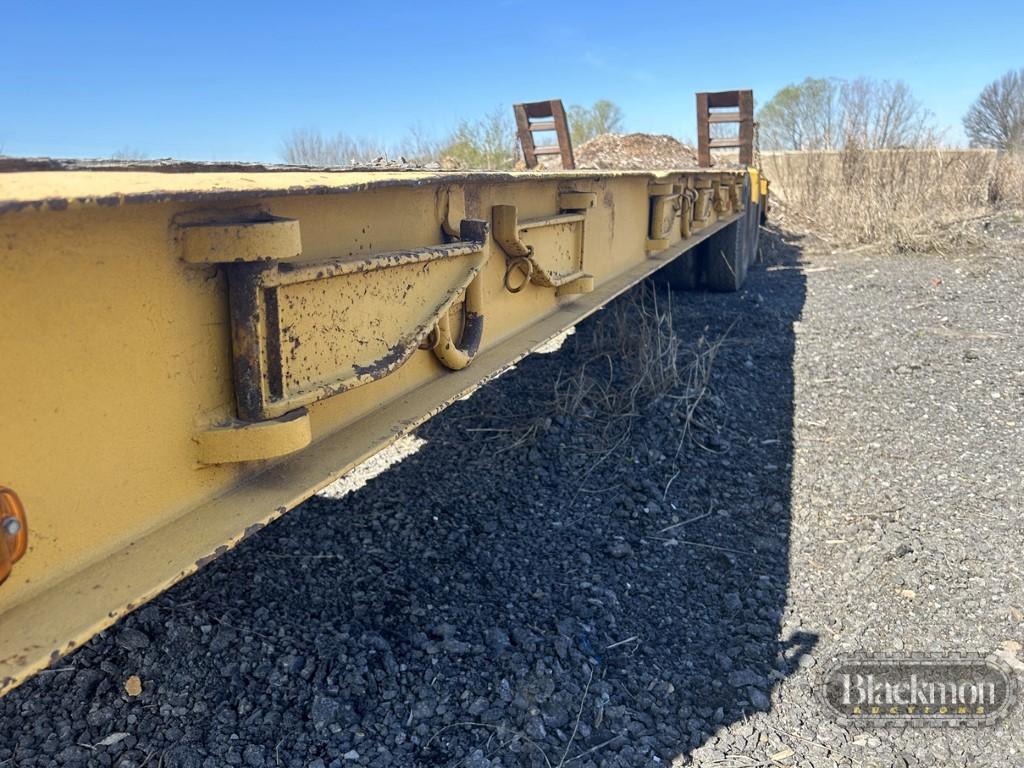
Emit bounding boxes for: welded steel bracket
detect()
[492,192,595,296]
[713,179,733,215]
[693,178,714,230]
[647,181,683,253]
[179,216,302,263]
[680,182,697,239]
[196,408,312,465]
[180,215,490,423]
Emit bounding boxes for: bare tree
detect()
[963,69,1024,151]
[280,129,391,166]
[404,123,444,163]
[281,125,445,167]
[758,77,936,151]
[568,100,625,147]
[280,101,623,171]
[840,78,937,149]
[110,147,149,161]
[439,107,518,169]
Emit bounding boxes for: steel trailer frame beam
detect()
[0,165,762,693]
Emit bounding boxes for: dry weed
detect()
[555,281,729,450]
[550,281,734,518]
[448,280,732,499]
[760,148,1024,252]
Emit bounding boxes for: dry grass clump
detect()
[451,281,732,517]
[761,148,1024,252]
[548,281,732,513]
[554,281,728,450]
[456,281,731,480]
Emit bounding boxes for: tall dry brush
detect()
[760,148,1024,250]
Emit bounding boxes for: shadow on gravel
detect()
[0,228,813,768]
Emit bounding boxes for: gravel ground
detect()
[1,221,1022,767]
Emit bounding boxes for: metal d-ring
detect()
[432,274,485,371]
[503,251,534,294]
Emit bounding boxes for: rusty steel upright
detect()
[696,90,755,167]
[513,99,576,170]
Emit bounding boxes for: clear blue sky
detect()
[2,0,1021,161]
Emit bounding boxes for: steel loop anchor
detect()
[503,250,535,294]
[432,273,485,371]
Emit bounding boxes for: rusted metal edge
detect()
[271,240,485,284]
[0,167,742,216]
[0,157,432,174]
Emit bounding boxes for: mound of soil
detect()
[575,132,700,170]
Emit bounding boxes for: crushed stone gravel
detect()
[1,224,1022,767]
[575,134,700,170]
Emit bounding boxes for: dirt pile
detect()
[575,132,700,170]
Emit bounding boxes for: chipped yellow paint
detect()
[0,166,753,694]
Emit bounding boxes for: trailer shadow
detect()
[0,227,812,768]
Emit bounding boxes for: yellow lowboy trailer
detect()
[0,160,766,694]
